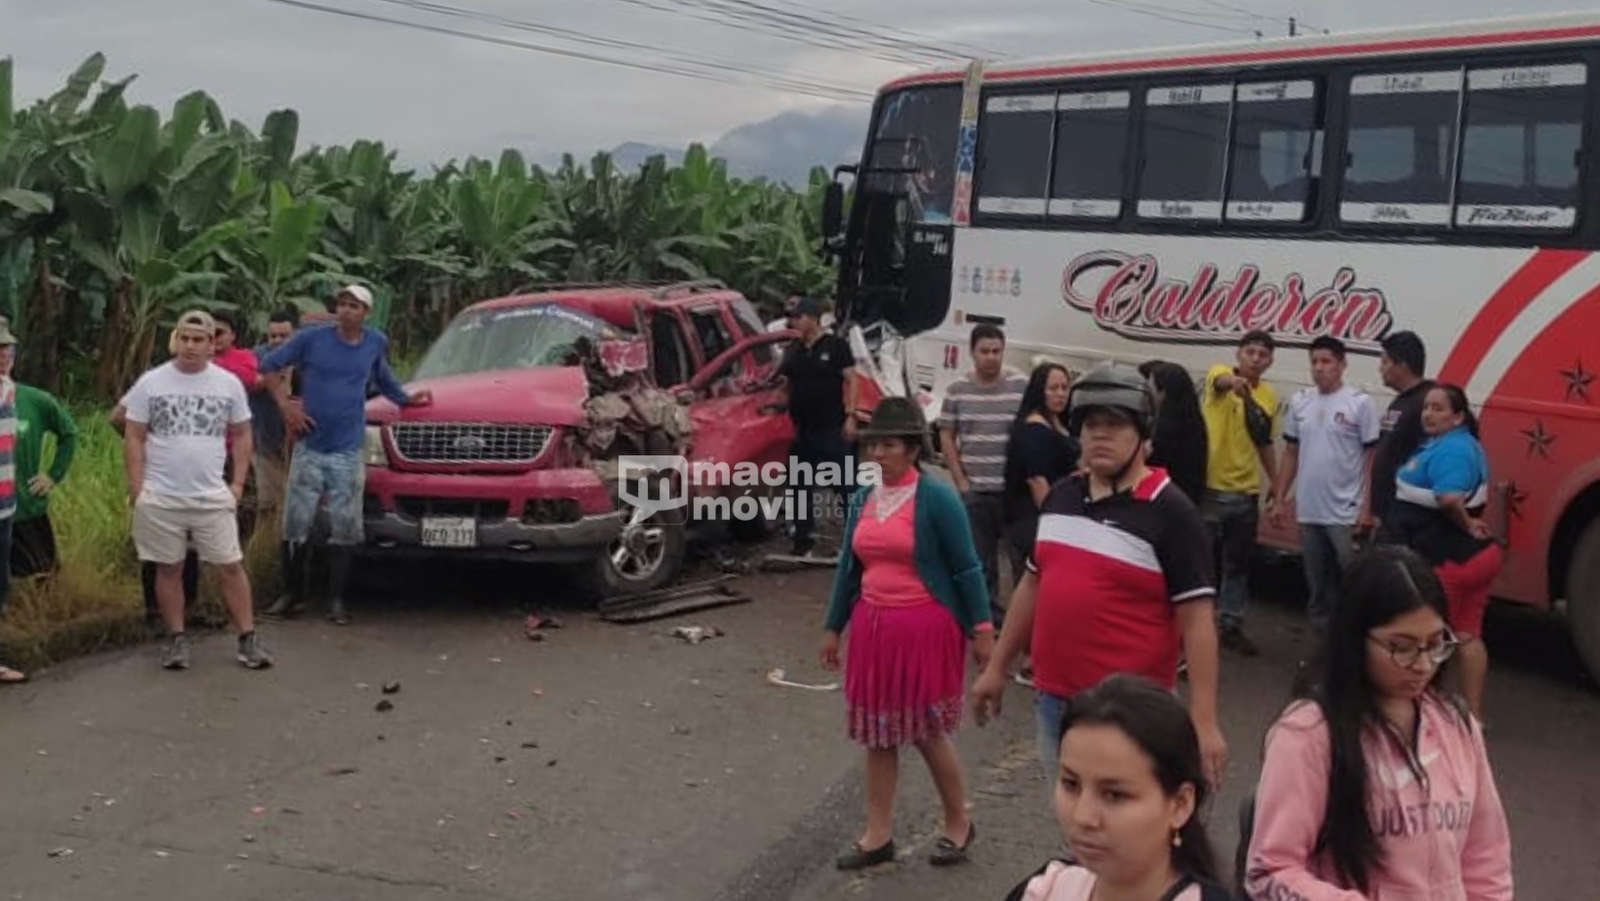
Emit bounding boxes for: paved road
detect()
[2,560,1597,901]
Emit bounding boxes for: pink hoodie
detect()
[1246,698,1513,901]
[1013,862,1229,901]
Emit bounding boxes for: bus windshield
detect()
[865,86,962,224]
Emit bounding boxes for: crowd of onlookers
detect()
[791,302,1511,900]
[0,285,427,680]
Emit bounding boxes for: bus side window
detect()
[975,94,1055,219]
[1455,62,1586,230]
[1137,83,1232,223]
[1340,70,1463,227]
[1226,80,1324,225]
[1051,90,1132,221]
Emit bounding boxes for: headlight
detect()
[364,425,389,466]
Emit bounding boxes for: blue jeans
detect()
[1202,490,1258,628]
[1036,690,1071,780]
[284,446,365,546]
[1300,523,1355,631]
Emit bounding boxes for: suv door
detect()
[683,331,795,515]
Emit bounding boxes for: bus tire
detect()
[1565,517,1600,684]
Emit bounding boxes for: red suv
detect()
[360,281,795,595]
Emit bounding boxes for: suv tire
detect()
[583,511,686,599]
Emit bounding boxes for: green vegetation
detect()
[0,53,840,666]
[1,53,836,400]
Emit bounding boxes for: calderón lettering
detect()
[1060,251,1393,352]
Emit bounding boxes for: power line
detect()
[364,0,877,98]
[256,0,876,102]
[595,0,970,67]
[1087,0,1261,36]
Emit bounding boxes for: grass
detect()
[0,410,284,671]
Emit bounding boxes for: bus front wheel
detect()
[1564,518,1600,685]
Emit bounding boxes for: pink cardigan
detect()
[1246,698,1513,901]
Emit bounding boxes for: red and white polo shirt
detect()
[1027,467,1215,699]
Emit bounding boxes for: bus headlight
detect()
[364,425,389,467]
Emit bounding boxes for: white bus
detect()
[821,11,1600,680]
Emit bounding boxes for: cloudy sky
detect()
[2,0,1587,166]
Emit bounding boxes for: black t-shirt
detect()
[1004,421,1080,524]
[779,334,853,432]
[1371,379,1434,523]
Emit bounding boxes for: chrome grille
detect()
[389,423,551,465]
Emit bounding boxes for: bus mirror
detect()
[822,182,845,242]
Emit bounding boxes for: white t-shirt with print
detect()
[1283,384,1381,525]
[124,362,252,502]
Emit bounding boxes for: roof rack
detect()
[651,279,729,300]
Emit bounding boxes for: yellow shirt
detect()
[1202,363,1278,495]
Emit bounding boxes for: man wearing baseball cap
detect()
[260,285,431,625]
[124,310,270,671]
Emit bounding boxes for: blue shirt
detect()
[1396,426,1488,505]
[1390,425,1491,565]
[261,326,409,454]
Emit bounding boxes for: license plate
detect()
[420,516,477,548]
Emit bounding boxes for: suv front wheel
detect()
[584,509,686,598]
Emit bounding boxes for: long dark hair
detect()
[1057,675,1221,886]
[1003,363,1070,497]
[1293,546,1466,894]
[1145,361,1205,434]
[1430,383,1480,439]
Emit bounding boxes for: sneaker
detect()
[1177,658,1190,681]
[790,538,816,558]
[162,634,192,670]
[1219,624,1260,657]
[236,632,275,670]
[1011,667,1035,688]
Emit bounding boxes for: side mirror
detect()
[821,181,845,244]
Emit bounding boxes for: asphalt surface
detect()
[3,558,1598,901]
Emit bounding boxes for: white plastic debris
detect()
[671,626,725,645]
[765,668,839,692]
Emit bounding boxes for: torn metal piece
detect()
[762,553,841,570]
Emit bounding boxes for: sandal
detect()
[836,839,896,870]
[0,666,28,685]
[929,823,976,866]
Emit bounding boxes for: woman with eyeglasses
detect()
[1244,546,1512,901]
[1382,384,1501,721]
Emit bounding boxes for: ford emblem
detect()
[453,435,487,452]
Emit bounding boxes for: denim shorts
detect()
[283,446,365,545]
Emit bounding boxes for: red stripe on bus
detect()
[1435,249,1589,387]
[883,23,1600,90]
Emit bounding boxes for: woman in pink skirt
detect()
[821,396,996,870]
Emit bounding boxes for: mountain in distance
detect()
[604,105,867,187]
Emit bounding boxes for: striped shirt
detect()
[1026,468,1215,699]
[0,377,16,521]
[938,370,1027,493]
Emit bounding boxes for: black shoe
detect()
[326,546,353,626]
[791,537,816,558]
[264,542,308,619]
[1219,624,1260,657]
[836,839,896,871]
[929,823,975,867]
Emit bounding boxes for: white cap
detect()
[337,284,375,308]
